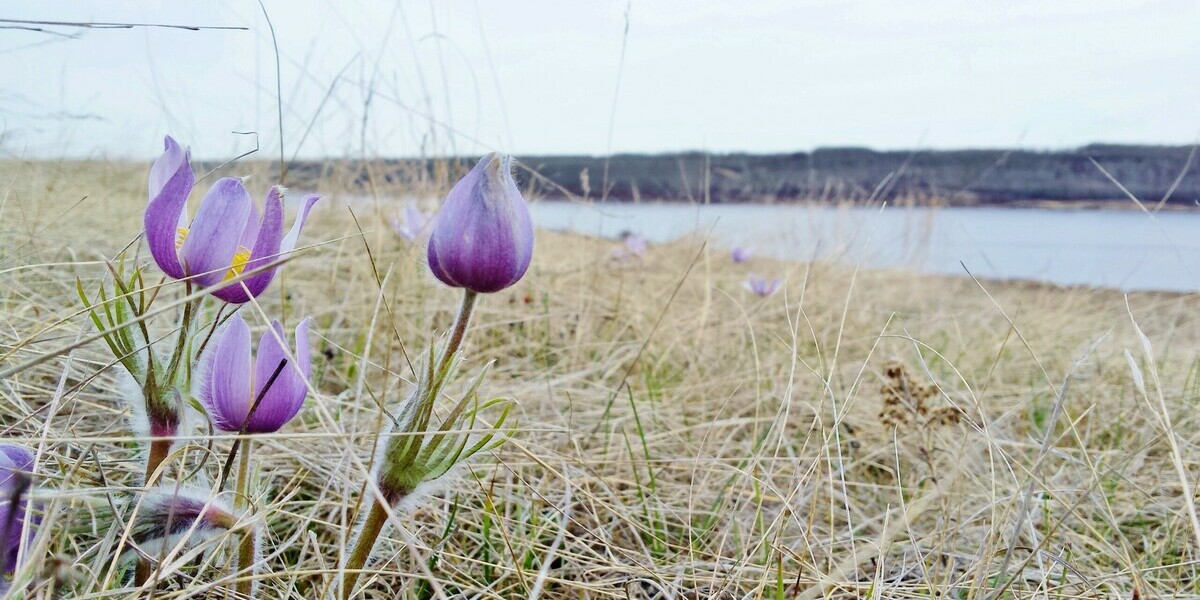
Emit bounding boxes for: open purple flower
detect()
[195,312,312,434]
[144,136,320,303]
[731,246,753,264]
[1,444,35,578]
[744,274,782,297]
[392,204,431,243]
[427,154,534,294]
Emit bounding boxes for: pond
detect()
[529,201,1200,292]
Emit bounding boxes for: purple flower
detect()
[0,444,34,577]
[427,154,534,294]
[391,204,431,243]
[195,312,312,434]
[744,274,782,297]
[144,136,320,303]
[731,246,753,264]
[624,235,647,257]
[613,234,647,260]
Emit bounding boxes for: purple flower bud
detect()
[194,313,312,434]
[0,444,35,577]
[144,136,319,303]
[129,485,236,560]
[744,274,782,297]
[731,246,753,264]
[392,204,431,243]
[427,154,534,294]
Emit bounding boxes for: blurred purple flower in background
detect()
[624,235,647,257]
[392,204,432,243]
[744,274,782,297]
[144,136,320,303]
[1,444,35,579]
[195,312,312,434]
[428,154,534,294]
[613,234,647,261]
[731,246,753,263]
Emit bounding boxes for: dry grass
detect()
[3,159,1200,599]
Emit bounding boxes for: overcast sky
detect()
[1,1,1197,160]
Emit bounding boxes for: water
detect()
[529,201,1200,292]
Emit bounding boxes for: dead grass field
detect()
[3,160,1200,598]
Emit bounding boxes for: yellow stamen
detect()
[224,246,252,282]
[175,227,189,250]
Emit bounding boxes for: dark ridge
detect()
[276,144,1200,206]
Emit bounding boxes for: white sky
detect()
[0,0,1197,160]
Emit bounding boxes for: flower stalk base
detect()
[235,440,257,598]
[146,438,171,483]
[341,496,393,599]
[342,289,483,598]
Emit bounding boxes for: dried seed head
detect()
[877,361,959,431]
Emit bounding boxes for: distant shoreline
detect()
[533,196,1196,211]
[275,143,1200,209]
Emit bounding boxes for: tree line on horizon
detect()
[282,144,1200,206]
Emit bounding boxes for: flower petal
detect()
[0,444,33,575]
[149,136,189,199]
[238,196,262,251]
[0,450,15,492]
[426,239,459,287]
[398,204,428,242]
[505,170,535,287]
[144,136,194,280]
[0,444,33,475]
[210,187,285,304]
[247,321,289,433]
[404,204,422,226]
[181,178,252,287]
[248,319,310,433]
[200,313,253,432]
[280,194,320,254]
[294,317,312,382]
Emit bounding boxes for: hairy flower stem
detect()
[340,497,390,599]
[437,290,477,376]
[134,560,151,587]
[139,330,190,589]
[144,293,200,482]
[234,440,256,598]
[146,439,170,482]
[341,290,477,598]
[166,293,199,384]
